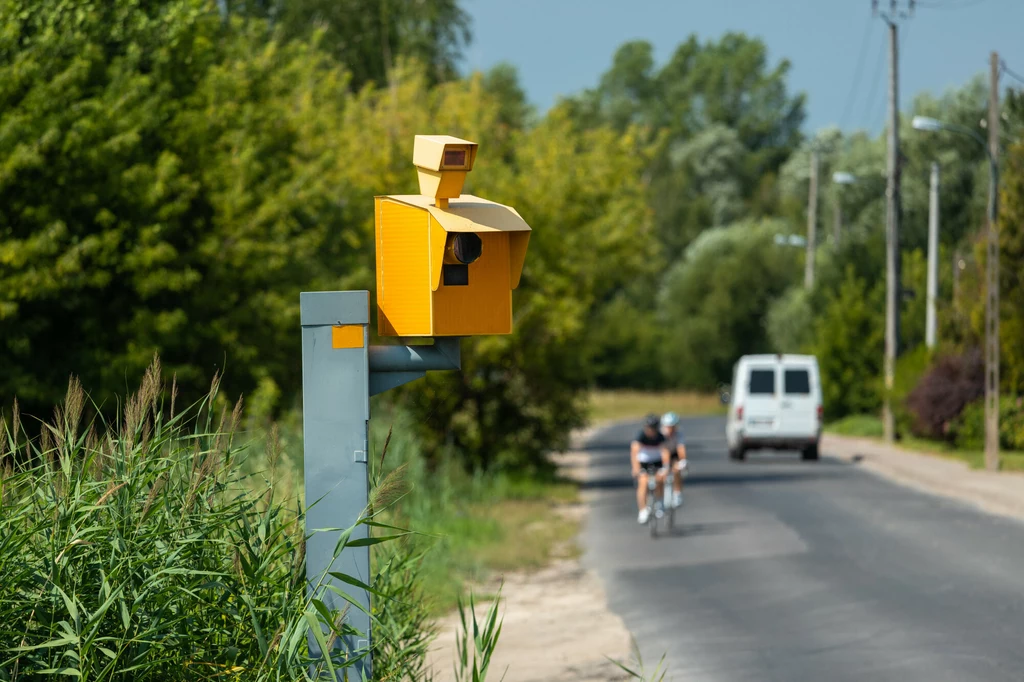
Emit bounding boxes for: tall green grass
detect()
[367,407,578,614]
[0,358,663,680]
[0,360,429,680]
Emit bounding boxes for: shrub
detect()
[905,348,984,440]
[890,345,933,437]
[951,396,1024,451]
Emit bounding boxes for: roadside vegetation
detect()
[589,391,724,424]
[4,0,1024,677]
[827,414,1024,472]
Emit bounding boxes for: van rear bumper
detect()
[740,434,820,450]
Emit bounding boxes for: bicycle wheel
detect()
[648,495,658,538]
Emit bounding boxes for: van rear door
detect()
[743,364,778,437]
[778,360,816,438]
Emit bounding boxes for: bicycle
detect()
[638,464,672,538]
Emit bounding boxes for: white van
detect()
[725,354,823,461]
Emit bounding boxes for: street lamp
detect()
[831,171,856,248]
[911,114,1000,470]
[774,234,807,248]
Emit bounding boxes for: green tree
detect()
[230,0,472,89]
[586,292,666,390]
[570,33,806,260]
[765,287,814,353]
[994,90,1024,393]
[812,269,885,420]
[0,2,358,414]
[656,218,801,389]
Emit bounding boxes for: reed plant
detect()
[0,359,380,680]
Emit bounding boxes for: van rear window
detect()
[784,369,811,395]
[748,369,775,395]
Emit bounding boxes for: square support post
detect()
[300,290,372,679]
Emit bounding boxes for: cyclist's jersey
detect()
[663,430,685,460]
[634,430,666,465]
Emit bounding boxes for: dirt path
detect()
[426,444,634,682]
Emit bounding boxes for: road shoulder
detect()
[823,433,1024,522]
[425,440,633,682]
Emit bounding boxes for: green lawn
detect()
[826,414,885,438]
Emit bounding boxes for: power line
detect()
[840,13,877,129]
[915,0,988,9]
[1002,62,1024,87]
[860,27,889,126]
[863,3,914,129]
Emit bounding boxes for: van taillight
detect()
[737,406,744,421]
[817,405,823,422]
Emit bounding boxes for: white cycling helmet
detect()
[661,412,680,428]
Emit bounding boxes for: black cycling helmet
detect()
[644,414,661,429]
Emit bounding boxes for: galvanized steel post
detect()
[300,290,372,680]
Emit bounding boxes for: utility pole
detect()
[833,192,842,248]
[985,51,1001,471]
[805,149,819,288]
[926,162,939,349]
[882,15,901,443]
[953,248,962,303]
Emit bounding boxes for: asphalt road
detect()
[581,416,1024,682]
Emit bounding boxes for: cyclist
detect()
[660,412,688,508]
[631,414,671,524]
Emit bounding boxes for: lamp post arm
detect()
[941,121,989,152]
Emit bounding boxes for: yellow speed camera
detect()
[374,135,530,337]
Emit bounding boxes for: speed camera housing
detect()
[374,135,531,337]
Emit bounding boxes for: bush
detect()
[890,345,933,437]
[951,396,1024,451]
[905,348,984,440]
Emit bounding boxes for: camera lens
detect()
[449,233,482,265]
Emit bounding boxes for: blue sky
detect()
[460,0,1024,134]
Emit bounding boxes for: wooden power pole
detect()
[882,17,901,443]
[806,149,819,289]
[985,51,1001,471]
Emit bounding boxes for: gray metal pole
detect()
[300,290,373,679]
[985,51,1001,471]
[805,149,819,288]
[882,18,901,443]
[926,162,939,349]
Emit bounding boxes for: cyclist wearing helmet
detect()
[630,414,671,524]
[660,412,687,508]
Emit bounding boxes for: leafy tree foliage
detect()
[569,33,806,260]
[656,219,801,389]
[765,287,814,354]
[995,101,1024,394]
[812,269,884,420]
[225,0,471,89]
[0,1,365,415]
